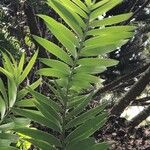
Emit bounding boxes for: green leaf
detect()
[87,26,135,37]
[66,93,93,120]
[66,138,95,150]
[70,80,92,91]
[38,14,79,46]
[90,0,122,21]
[17,78,42,100]
[65,103,107,129]
[13,108,61,132]
[40,59,70,74]
[91,0,109,10]
[60,0,88,18]
[90,142,109,150]
[80,43,122,57]
[18,51,38,84]
[0,133,18,142]
[37,68,69,78]
[0,147,19,150]
[77,58,119,67]
[8,79,17,108]
[87,26,135,36]
[0,122,15,131]
[0,139,11,147]
[0,118,30,131]
[66,113,107,143]
[90,13,133,27]
[38,15,78,58]
[84,32,134,47]
[75,65,106,74]
[2,53,14,73]
[0,79,8,105]
[26,138,56,150]
[85,0,93,7]
[34,101,61,128]
[28,89,61,113]
[44,82,63,103]
[32,92,61,122]
[17,52,25,77]
[47,0,83,37]
[13,118,30,128]
[33,35,73,65]
[15,98,35,107]
[0,96,6,119]
[72,0,88,12]
[0,67,13,79]
[67,95,88,108]
[14,128,61,147]
[72,73,100,84]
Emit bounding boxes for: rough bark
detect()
[110,65,150,116]
[124,0,150,24]
[131,96,150,106]
[23,1,48,58]
[128,105,150,127]
[94,63,149,98]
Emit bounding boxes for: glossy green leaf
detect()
[13,108,61,132]
[14,128,61,147]
[90,142,109,150]
[40,59,70,74]
[75,65,106,74]
[2,53,14,73]
[26,138,56,150]
[37,68,69,78]
[33,35,73,65]
[17,78,42,100]
[8,79,17,108]
[34,100,61,123]
[28,89,61,113]
[47,0,83,37]
[0,147,19,150]
[38,15,78,58]
[39,14,79,46]
[70,80,92,91]
[15,98,35,107]
[91,0,109,10]
[72,0,88,12]
[0,79,8,105]
[0,133,18,142]
[65,103,107,129]
[80,43,121,57]
[18,51,38,84]
[78,58,119,67]
[85,0,92,7]
[0,96,6,119]
[72,73,100,84]
[67,95,88,108]
[66,113,107,143]
[90,0,122,21]
[11,118,30,129]
[66,93,93,119]
[17,52,25,76]
[87,26,135,35]
[84,32,134,47]
[60,0,88,18]
[0,67,13,79]
[90,13,133,27]
[34,101,61,127]
[66,138,95,150]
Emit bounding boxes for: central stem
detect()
[61,9,91,150]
